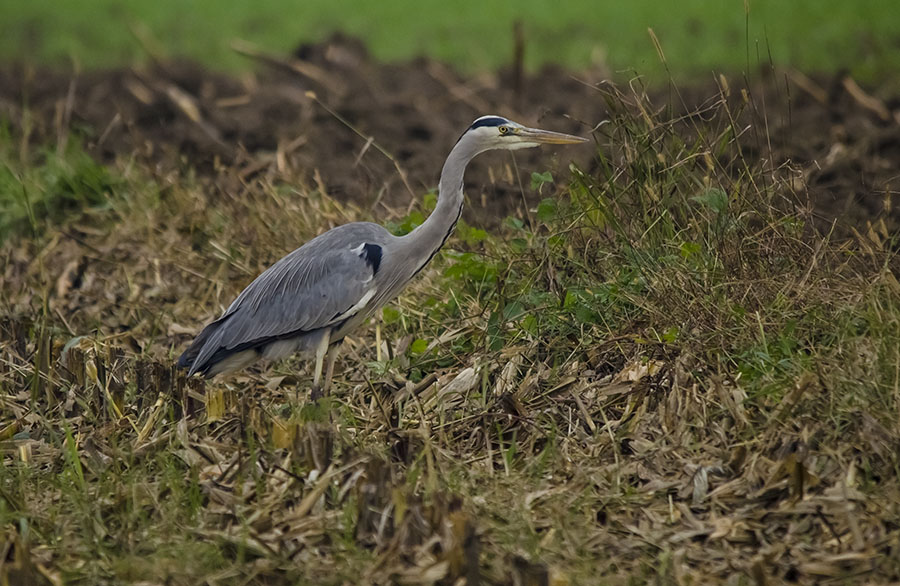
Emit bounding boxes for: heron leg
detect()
[310,330,331,401]
[322,342,342,394]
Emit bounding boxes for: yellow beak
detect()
[517,127,589,144]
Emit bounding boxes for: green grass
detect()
[3,0,900,81]
[2,76,900,583]
[0,131,119,243]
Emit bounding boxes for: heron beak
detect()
[517,127,589,145]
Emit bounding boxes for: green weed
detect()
[0,134,119,242]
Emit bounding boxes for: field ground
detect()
[2,35,900,585]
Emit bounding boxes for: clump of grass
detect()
[389,79,900,579]
[425,79,896,417]
[0,130,120,242]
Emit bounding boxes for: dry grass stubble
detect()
[2,79,900,584]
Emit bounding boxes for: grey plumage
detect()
[179,223,388,375]
[177,116,586,394]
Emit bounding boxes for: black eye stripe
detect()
[468,117,509,131]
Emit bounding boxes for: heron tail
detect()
[177,318,226,376]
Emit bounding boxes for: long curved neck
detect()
[400,137,479,273]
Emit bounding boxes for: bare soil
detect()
[1,33,899,233]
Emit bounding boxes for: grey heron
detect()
[177,116,586,396]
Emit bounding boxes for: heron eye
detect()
[498,126,509,135]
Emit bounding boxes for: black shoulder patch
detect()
[361,243,382,274]
[468,116,509,131]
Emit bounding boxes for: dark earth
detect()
[1,33,899,234]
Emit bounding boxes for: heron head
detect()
[461,115,588,151]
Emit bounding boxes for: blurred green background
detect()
[2,0,898,79]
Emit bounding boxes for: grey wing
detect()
[187,226,385,373]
